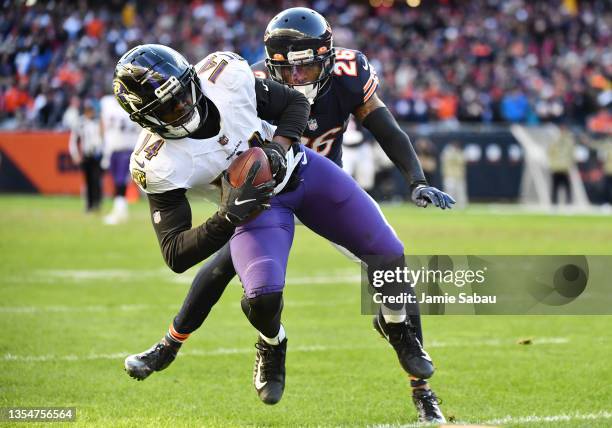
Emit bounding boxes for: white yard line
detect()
[374,411,612,427]
[0,298,359,313]
[1,337,569,363]
[480,411,612,425]
[2,269,360,286]
[0,304,159,313]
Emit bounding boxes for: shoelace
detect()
[143,343,164,358]
[143,342,173,363]
[417,391,443,413]
[255,342,283,381]
[387,321,424,357]
[404,328,425,356]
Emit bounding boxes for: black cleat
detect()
[124,338,181,381]
[253,337,287,405]
[373,312,434,379]
[412,388,446,423]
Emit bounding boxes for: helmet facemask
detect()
[266,48,335,104]
[130,67,207,139]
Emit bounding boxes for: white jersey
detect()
[100,95,141,152]
[129,52,276,201]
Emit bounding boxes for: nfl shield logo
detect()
[307,118,318,131]
[218,135,229,146]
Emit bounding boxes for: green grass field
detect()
[1,195,611,427]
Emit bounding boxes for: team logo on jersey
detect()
[153,210,161,224]
[307,118,319,131]
[218,135,229,146]
[131,168,147,190]
[113,79,142,107]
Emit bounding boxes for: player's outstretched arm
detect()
[146,163,273,273]
[356,94,455,209]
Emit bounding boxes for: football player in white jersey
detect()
[100,94,142,224]
[113,44,309,393]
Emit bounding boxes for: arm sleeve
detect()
[361,106,427,190]
[147,189,235,273]
[254,78,310,141]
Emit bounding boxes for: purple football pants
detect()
[230,147,404,298]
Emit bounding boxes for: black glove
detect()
[218,161,275,225]
[262,141,287,183]
[411,185,456,209]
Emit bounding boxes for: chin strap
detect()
[292,83,319,105]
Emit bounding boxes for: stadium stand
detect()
[0,0,609,129]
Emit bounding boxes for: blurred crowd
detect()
[0,0,610,130]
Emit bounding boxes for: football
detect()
[227,147,273,188]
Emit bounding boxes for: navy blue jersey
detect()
[251,48,378,166]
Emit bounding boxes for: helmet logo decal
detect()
[273,53,285,61]
[113,79,142,108]
[317,46,328,54]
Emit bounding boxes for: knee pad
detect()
[240,292,283,338]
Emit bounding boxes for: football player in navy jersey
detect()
[125,9,451,423]
[250,9,449,422]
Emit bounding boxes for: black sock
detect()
[410,378,428,388]
[164,331,184,349]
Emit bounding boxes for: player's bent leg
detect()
[124,244,237,381]
[230,201,295,405]
[294,148,433,379]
